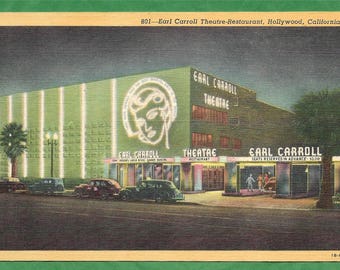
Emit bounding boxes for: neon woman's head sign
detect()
[122,77,177,149]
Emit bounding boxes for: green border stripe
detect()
[0,0,340,12]
[1,0,340,270]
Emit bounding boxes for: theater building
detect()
[0,66,334,195]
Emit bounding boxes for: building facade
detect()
[0,66,331,195]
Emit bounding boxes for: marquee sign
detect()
[183,148,217,158]
[182,148,219,162]
[248,146,322,162]
[110,150,175,163]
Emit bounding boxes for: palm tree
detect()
[0,122,27,178]
[292,89,340,208]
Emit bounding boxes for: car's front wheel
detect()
[120,192,130,201]
[100,192,109,200]
[56,185,64,192]
[75,190,83,199]
[155,194,163,203]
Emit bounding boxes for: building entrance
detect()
[192,164,225,191]
[202,166,224,190]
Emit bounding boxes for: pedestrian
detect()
[257,173,263,191]
[246,174,255,192]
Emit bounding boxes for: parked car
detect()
[0,178,26,193]
[119,179,185,203]
[28,178,64,195]
[74,178,121,200]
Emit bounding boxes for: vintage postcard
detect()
[0,0,339,269]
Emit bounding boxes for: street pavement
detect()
[64,189,323,210]
[3,192,340,250]
[181,191,319,210]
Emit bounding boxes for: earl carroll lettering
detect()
[193,70,238,95]
[119,150,160,159]
[249,147,322,157]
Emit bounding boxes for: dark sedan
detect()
[74,178,121,200]
[119,179,185,203]
[28,178,65,195]
[0,178,26,193]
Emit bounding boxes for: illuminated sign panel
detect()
[117,67,191,157]
[248,147,322,161]
[122,77,177,149]
[190,68,241,115]
[182,148,218,162]
[115,150,174,163]
[192,69,238,95]
[183,148,217,158]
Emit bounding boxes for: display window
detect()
[163,164,181,189]
[239,164,275,192]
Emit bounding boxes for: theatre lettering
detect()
[183,148,217,158]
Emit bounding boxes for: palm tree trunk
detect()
[316,154,334,209]
[11,158,17,178]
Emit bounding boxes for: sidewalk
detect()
[64,189,320,210]
[182,191,319,210]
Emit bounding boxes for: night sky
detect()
[0,27,339,110]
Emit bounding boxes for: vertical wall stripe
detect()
[22,93,28,177]
[39,90,45,178]
[8,95,13,122]
[7,96,12,177]
[111,79,117,158]
[59,87,64,178]
[80,83,86,179]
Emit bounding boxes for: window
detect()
[233,138,242,150]
[192,132,213,147]
[229,117,240,126]
[192,105,227,125]
[220,136,230,148]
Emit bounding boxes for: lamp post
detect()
[46,132,58,177]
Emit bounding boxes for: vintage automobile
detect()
[119,179,185,203]
[73,178,121,200]
[28,178,64,195]
[0,178,26,193]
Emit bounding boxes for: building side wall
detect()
[0,96,9,176]
[189,68,296,157]
[26,91,41,178]
[12,93,24,177]
[44,88,60,178]
[63,84,82,179]
[86,79,112,178]
[257,102,297,147]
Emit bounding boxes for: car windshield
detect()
[165,181,177,189]
[56,179,62,184]
[108,180,121,189]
